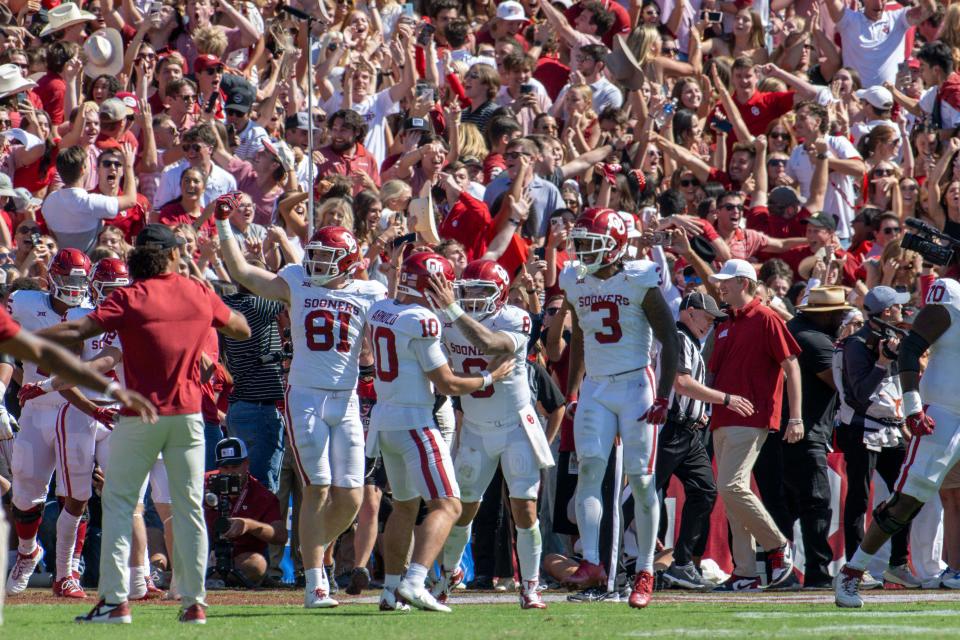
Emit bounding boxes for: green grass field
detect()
[5,594,960,639]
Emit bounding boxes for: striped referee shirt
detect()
[668,322,707,425]
[223,292,285,402]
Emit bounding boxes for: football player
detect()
[5,249,97,597]
[836,277,960,607]
[216,197,386,609]
[366,251,514,613]
[559,208,679,609]
[426,259,554,610]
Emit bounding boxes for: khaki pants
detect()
[100,414,207,607]
[714,426,787,578]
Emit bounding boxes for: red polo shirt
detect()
[316,144,381,196]
[89,272,233,416]
[437,192,492,261]
[203,472,281,556]
[708,296,801,431]
[718,90,794,157]
[0,308,20,341]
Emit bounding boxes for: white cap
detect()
[496,0,528,22]
[854,86,894,111]
[709,259,757,283]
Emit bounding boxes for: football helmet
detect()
[303,226,361,285]
[90,258,130,304]
[456,259,510,319]
[397,251,455,301]
[569,207,628,274]
[48,248,92,307]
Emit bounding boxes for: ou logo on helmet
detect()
[424,258,445,273]
[493,263,509,282]
[607,214,626,235]
[341,232,357,253]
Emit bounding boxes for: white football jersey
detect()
[67,306,124,402]
[279,264,387,390]
[366,298,448,431]
[920,278,960,414]
[559,259,662,376]
[8,290,93,406]
[442,304,531,427]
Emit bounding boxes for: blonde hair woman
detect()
[317,197,355,231]
[626,24,701,86]
[458,122,489,161]
[700,9,769,64]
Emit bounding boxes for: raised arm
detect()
[215,199,292,304]
[824,0,846,24]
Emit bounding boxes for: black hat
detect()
[285,112,310,131]
[680,291,727,319]
[225,82,255,114]
[769,186,804,208]
[215,437,248,467]
[402,116,432,133]
[802,211,838,232]
[690,234,716,263]
[135,223,186,250]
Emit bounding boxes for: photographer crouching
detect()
[835,286,920,588]
[205,438,287,587]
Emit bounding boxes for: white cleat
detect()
[379,587,411,612]
[882,564,922,589]
[860,572,883,590]
[304,586,339,609]
[6,546,43,595]
[430,567,464,604]
[942,569,960,589]
[835,566,864,608]
[397,581,452,612]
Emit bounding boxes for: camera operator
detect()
[835,286,920,588]
[205,438,287,586]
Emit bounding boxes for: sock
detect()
[442,524,471,573]
[14,511,41,555]
[574,457,606,565]
[516,521,542,587]
[72,519,87,574]
[848,548,875,572]
[129,564,147,599]
[402,562,429,589]
[384,574,402,591]
[628,474,659,574]
[55,510,82,580]
[305,567,327,592]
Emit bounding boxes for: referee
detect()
[657,292,752,591]
[41,225,251,625]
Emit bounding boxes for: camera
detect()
[867,316,907,361]
[260,341,292,364]
[204,472,252,587]
[901,218,959,266]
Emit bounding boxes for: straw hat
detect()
[409,191,440,245]
[796,286,855,313]
[605,35,645,92]
[40,3,96,38]
[83,29,124,79]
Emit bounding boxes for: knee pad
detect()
[872,492,922,536]
[577,457,606,486]
[12,504,42,524]
[628,474,658,511]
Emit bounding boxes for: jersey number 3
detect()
[305,309,352,352]
[591,301,622,344]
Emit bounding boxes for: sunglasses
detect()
[504,151,530,160]
[182,143,205,152]
[99,160,122,169]
[179,94,197,103]
[203,67,223,75]
[873,168,894,177]
[661,47,679,56]
[881,227,901,235]
[767,158,788,167]
[769,132,790,140]
[721,203,744,211]
[679,178,698,187]
[18,226,40,234]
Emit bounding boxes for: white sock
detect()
[442,524,471,572]
[129,564,147,598]
[55,510,81,581]
[575,457,606,565]
[384,573,402,590]
[402,562,429,589]
[71,554,81,574]
[516,521,542,585]
[848,548,875,572]
[628,474,659,574]
[17,536,37,556]
[305,567,327,591]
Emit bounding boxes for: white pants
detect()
[10,401,64,510]
[378,427,460,502]
[898,404,960,503]
[455,422,540,503]
[283,385,364,488]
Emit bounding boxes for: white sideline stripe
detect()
[624,626,943,638]
[735,609,960,619]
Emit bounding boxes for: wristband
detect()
[443,302,465,322]
[903,390,922,416]
[723,393,730,406]
[38,378,54,392]
[215,218,232,238]
[787,418,803,425]
[104,381,122,400]
[480,371,493,390]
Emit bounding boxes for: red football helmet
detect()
[48,248,92,306]
[456,259,510,318]
[569,207,628,274]
[303,226,361,285]
[90,258,130,304]
[398,251,455,301]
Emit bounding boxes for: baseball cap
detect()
[285,112,310,131]
[0,173,15,197]
[115,91,139,115]
[263,139,295,173]
[215,437,248,467]
[136,223,186,250]
[863,285,911,315]
[680,291,727,319]
[225,82,255,114]
[402,116,432,133]
[193,53,224,75]
[496,0,528,22]
[2,127,43,151]
[802,211,838,232]
[709,259,757,283]
[769,186,803,208]
[854,86,894,111]
[99,97,128,123]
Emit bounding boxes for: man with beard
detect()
[316,110,382,196]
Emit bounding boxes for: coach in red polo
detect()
[707,258,803,590]
[41,224,251,625]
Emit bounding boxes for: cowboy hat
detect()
[83,28,124,79]
[40,3,96,38]
[409,191,440,245]
[796,286,855,313]
[0,64,37,100]
[605,34,645,92]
